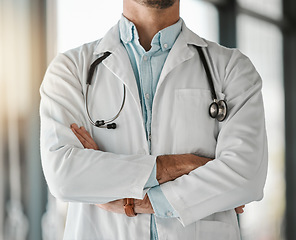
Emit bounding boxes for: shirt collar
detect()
[119,15,183,52]
[94,19,207,56]
[119,15,137,43]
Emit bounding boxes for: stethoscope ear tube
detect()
[85,52,126,129]
[196,47,217,101]
[87,52,111,85]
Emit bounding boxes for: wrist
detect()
[124,198,137,217]
[134,194,154,214]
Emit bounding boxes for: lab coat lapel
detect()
[157,22,208,91]
[94,23,142,112]
[103,46,141,111]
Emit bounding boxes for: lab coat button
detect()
[143,55,148,61]
[166,211,173,217]
[163,43,168,49]
[145,93,150,100]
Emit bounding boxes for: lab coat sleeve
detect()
[160,49,268,227]
[40,53,155,204]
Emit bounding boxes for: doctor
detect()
[40,0,268,239]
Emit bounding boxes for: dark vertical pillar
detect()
[283,0,296,239]
[217,0,237,48]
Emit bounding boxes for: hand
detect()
[70,124,153,215]
[71,124,124,214]
[70,124,131,215]
[95,194,154,215]
[71,124,126,214]
[70,125,245,215]
[96,199,126,214]
[156,154,246,214]
[70,123,99,150]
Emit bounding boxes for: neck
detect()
[123,0,180,51]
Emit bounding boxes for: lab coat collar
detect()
[92,20,208,111]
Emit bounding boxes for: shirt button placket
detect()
[166,211,173,217]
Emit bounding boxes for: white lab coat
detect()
[40,21,268,240]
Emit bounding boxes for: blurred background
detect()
[0,0,295,239]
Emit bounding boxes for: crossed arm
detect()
[71,123,245,215]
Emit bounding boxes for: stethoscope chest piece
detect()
[209,100,227,122]
[196,46,228,122]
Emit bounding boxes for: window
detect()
[57,0,123,52]
[237,0,282,20]
[237,14,285,240]
[57,0,218,53]
[181,0,218,42]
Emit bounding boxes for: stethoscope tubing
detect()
[85,83,126,127]
[196,47,218,101]
[85,46,228,129]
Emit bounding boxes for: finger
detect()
[75,126,97,147]
[96,204,111,212]
[71,127,94,149]
[81,126,92,138]
[70,123,79,130]
[96,201,125,214]
[96,203,112,212]
[80,127,99,150]
[96,204,105,209]
[70,124,99,150]
[71,128,92,149]
[80,127,98,150]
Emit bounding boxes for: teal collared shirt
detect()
[119,15,181,240]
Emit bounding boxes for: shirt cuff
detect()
[147,185,179,218]
[144,163,159,189]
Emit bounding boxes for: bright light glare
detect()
[181,0,218,42]
[57,0,218,53]
[57,0,123,52]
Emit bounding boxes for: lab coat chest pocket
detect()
[173,89,224,156]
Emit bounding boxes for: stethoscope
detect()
[85,51,125,129]
[195,47,228,122]
[85,47,228,130]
